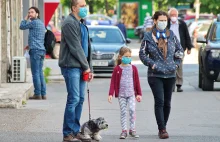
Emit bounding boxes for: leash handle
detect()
[87,83,91,120]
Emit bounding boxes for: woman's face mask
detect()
[154,15,168,31]
[157,21,167,31]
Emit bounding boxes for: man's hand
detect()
[25,14,29,20]
[88,73,94,82]
[108,95,113,103]
[24,45,29,50]
[84,68,91,73]
[187,49,191,55]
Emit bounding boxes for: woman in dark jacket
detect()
[139,11,184,139]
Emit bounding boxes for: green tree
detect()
[60,0,117,15]
[153,0,220,15]
[153,0,194,11]
[200,0,220,15]
[60,0,71,8]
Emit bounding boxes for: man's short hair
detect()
[168,8,179,16]
[71,0,78,11]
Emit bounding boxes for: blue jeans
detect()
[29,50,46,96]
[61,67,86,136]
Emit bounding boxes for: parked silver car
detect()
[88,25,131,73]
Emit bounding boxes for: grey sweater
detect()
[58,13,93,72]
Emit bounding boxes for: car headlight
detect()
[113,52,119,59]
[211,50,220,58]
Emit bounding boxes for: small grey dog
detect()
[81,117,108,141]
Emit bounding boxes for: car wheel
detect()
[51,43,60,59]
[198,64,202,88]
[202,74,214,91]
[198,48,202,88]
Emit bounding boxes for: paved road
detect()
[0,40,220,142]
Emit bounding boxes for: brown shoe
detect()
[63,134,81,142]
[158,129,169,139]
[42,95,47,100]
[75,133,91,142]
[29,95,41,100]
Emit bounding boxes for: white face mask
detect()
[157,21,167,31]
[171,17,177,22]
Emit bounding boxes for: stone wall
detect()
[0,0,24,84]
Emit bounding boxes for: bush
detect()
[44,67,51,83]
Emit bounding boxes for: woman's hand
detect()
[108,96,113,103]
[136,95,142,102]
[152,64,156,69]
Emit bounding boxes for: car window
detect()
[199,24,211,32]
[101,16,110,21]
[211,23,220,41]
[87,16,98,20]
[89,28,124,43]
[206,22,213,39]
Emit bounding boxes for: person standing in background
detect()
[167,8,194,92]
[20,7,47,100]
[144,12,154,32]
[116,19,127,39]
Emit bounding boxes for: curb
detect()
[48,75,64,82]
[0,69,33,109]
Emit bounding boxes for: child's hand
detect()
[136,95,142,102]
[108,96,113,103]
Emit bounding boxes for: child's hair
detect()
[116,47,132,65]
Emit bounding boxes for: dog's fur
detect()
[81,117,108,141]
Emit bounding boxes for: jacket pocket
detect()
[166,61,176,74]
[153,62,164,73]
[153,61,176,74]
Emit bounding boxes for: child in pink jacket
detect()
[108,47,142,139]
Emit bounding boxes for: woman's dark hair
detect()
[29,6,40,19]
[151,10,169,31]
[152,11,169,21]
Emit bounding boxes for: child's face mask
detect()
[121,56,132,64]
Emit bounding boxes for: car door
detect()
[201,22,215,63]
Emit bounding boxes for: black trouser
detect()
[148,77,176,130]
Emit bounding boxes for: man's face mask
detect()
[78,6,88,19]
